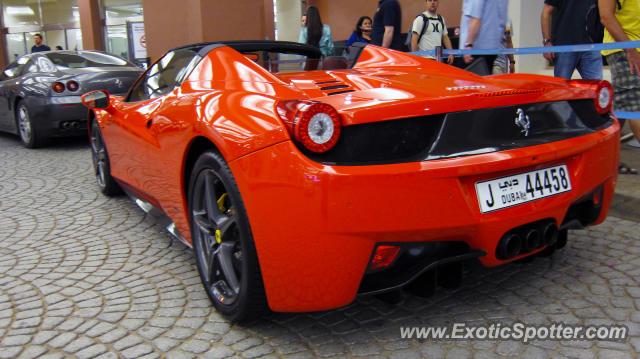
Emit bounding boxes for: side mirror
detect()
[82,90,111,110]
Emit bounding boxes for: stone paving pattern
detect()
[1,133,639,358]
[609,144,640,223]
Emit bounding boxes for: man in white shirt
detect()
[410,0,454,64]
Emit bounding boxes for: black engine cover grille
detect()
[303,100,613,165]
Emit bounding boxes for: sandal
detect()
[619,162,638,175]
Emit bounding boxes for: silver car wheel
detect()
[17,105,32,144]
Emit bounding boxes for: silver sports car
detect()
[0,50,143,148]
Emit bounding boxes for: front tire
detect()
[187,151,267,323]
[16,101,43,148]
[90,120,122,196]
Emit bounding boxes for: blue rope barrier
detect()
[409,40,640,57]
[614,111,640,120]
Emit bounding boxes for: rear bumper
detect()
[26,92,128,139]
[229,122,619,312]
[25,96,89,138]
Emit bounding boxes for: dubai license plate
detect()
[475,165,572,213]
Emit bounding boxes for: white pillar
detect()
[509,0,548,75]
[274,0,302,42]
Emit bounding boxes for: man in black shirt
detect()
[541,0,602,79]
[371,0,402,50]
[31,34,51,53]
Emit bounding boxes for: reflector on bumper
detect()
[369,245,401,271]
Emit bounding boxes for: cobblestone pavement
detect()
[609,143,640,223]
[1,133,639,359]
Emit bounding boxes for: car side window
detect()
[37,57,57,73]
[1,63,19,80]
[1,57,29,79]
[126,49,201,102]
[24,60,39,74]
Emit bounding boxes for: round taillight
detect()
[569,79,614,115]
[52,82,65,93]
[66,80,79,92]
[295,104,341,152]
[307,113,335,144]
[277,100,342,153]
[595,82,613,114]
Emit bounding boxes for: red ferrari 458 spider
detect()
[82,41,619,322]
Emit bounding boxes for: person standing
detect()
[541,0,603,80]
[600,0,640,174]
[371,0,403,50]
[410,0,454,64]
[459,0,508,73]
[298,6,334,57]
[492,21,516,74]
[31,34,51,53]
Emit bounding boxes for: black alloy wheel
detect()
[188,151,267,322]
[90,120,122,196]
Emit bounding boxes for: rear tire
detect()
[16,101,44,148]
[90,120,122,196]
[187,151,267,323]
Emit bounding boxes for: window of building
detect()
[102,0,143,61]
[2,0,40,27]
[2,0,81,62]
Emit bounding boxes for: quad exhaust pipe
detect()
[496,220,558,260]
[542,222,558,246]
[524,229,541,252]
[497,233,522,260]
[61,121,81,129]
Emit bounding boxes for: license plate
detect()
[475,164,572,213]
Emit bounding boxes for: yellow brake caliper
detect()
[215,193,228,244]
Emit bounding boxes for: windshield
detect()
[45,52,130,69]
[186,42,342,74]
[239,50,352,73]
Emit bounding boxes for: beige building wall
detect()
[142,0,275,61]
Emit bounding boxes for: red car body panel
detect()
[231,132,618,311]
[91,44,619,312]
